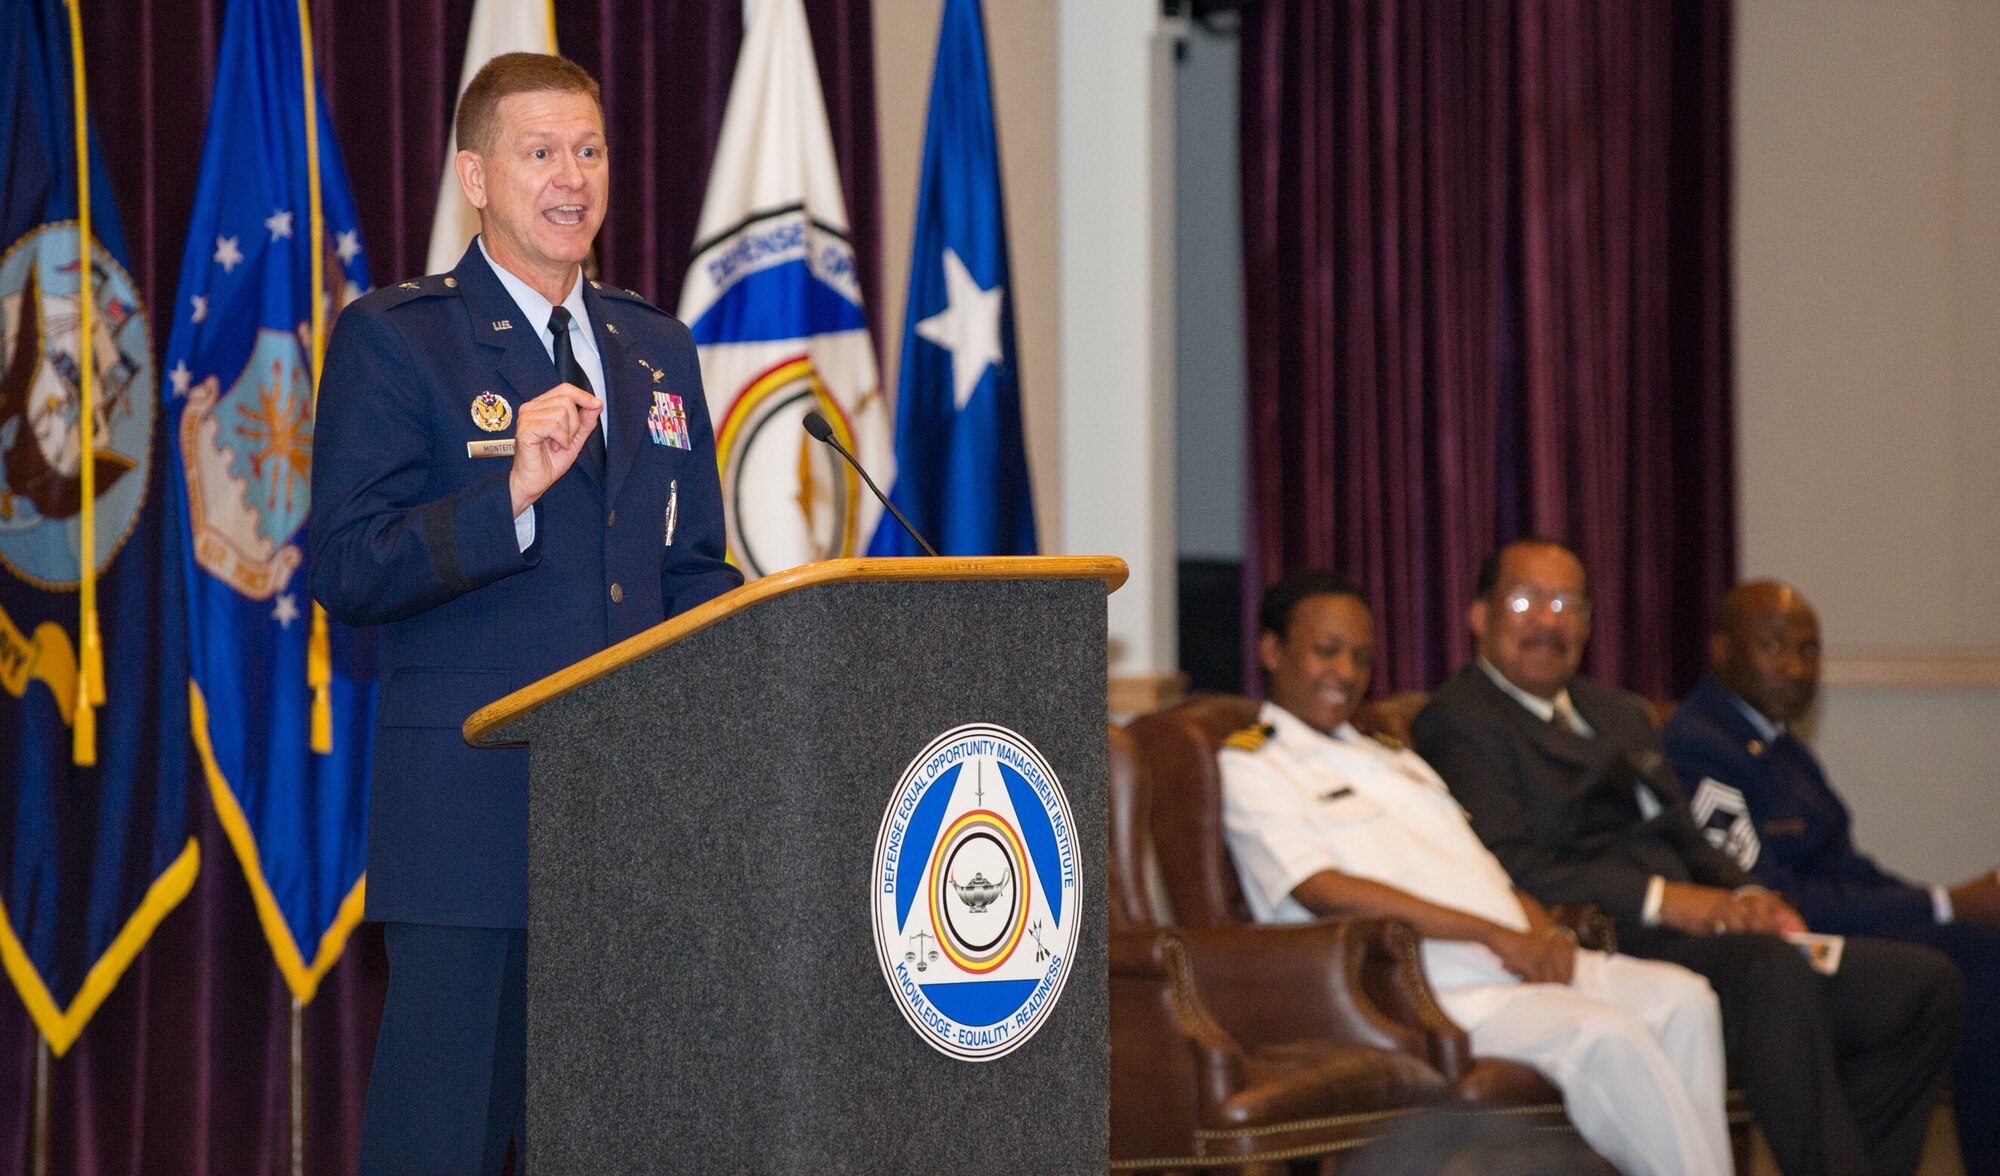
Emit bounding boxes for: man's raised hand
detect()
[508,383,601,515]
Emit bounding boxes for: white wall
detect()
[1737,0,2000,882]
[1173,26,1245,563]
[1055,0,1180,679]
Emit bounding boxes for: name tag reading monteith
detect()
[467,439,515,458]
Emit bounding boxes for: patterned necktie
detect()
[548,305,606,477]
[1550,692,1585,736]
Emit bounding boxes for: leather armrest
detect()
[1347,918,1474,1083]
[1109,928,1173,977]
[1171,919,1469,1082]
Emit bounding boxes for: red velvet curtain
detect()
[0,3,880,1172]
[1241,0,1734,700]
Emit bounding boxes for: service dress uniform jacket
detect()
[1664,673,2000,1176]
[310,241,741,930]
[1661,673,1935,932]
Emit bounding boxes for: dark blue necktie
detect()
[548,305,605,477]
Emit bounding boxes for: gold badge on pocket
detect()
[470,391,513,432]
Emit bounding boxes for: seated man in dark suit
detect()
[1663,579,2000,1175]
[1411,538,1965,1176]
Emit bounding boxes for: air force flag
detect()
[677,0,886,577]
[868,0,1035,557]
[161,0,375,1003]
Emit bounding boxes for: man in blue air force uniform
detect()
[1663,580,2000,1176]
[310,53,739,1175]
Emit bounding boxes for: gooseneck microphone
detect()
[801,410,940,558]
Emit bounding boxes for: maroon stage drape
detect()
[0,3,880,1173]
[1240,0,1735,700]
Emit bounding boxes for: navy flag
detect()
[161,0,374,1003]
[868,0,1036,557]
[0,0,197,1053]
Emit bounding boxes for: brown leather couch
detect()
[1108,725,1572,1173]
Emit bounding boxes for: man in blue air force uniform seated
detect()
[1412,539,1965,1176]
[1663,579,2000,1176]
[1222,570,1732,1176]
[309,53,739,1175]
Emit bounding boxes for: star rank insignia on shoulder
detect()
[1223,722,1276,753]
[377,276,458,309]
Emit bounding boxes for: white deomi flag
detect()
[424,0,559,275]
[676,0,888,577]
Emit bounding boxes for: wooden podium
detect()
[465,557,1124,1173]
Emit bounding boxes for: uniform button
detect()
[607,510,616,528]
[610,583,624,603]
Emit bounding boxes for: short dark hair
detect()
[456,53,602,154]
[1258,569,1369,639]
[1475,537,1589,598]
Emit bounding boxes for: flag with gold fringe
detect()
[0,0,198,1055]
[161,0,375,1003]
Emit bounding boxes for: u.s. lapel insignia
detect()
[647,391,691,449]
[471,391,513,432]
[605,321,620,336]
[491,319,513,331]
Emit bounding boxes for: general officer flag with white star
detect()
[160,0,375,1003]
[0,0,196,1056]
[868,0,1035,557]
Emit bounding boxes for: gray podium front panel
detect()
[504,578,1108,1173]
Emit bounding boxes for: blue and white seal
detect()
[872,723,1079,1062]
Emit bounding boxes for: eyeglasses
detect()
[1499,588,1590,619]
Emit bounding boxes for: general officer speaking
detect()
[309,52,741,1176]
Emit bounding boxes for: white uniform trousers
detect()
[1437,950,1731,1176]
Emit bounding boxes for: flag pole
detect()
[32,1033,49,1176]
[292,11,324,1170]
[297,0,333,755]
[62,0,101,765]
[290,997,306,1176]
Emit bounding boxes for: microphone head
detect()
[801,410,834,443]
